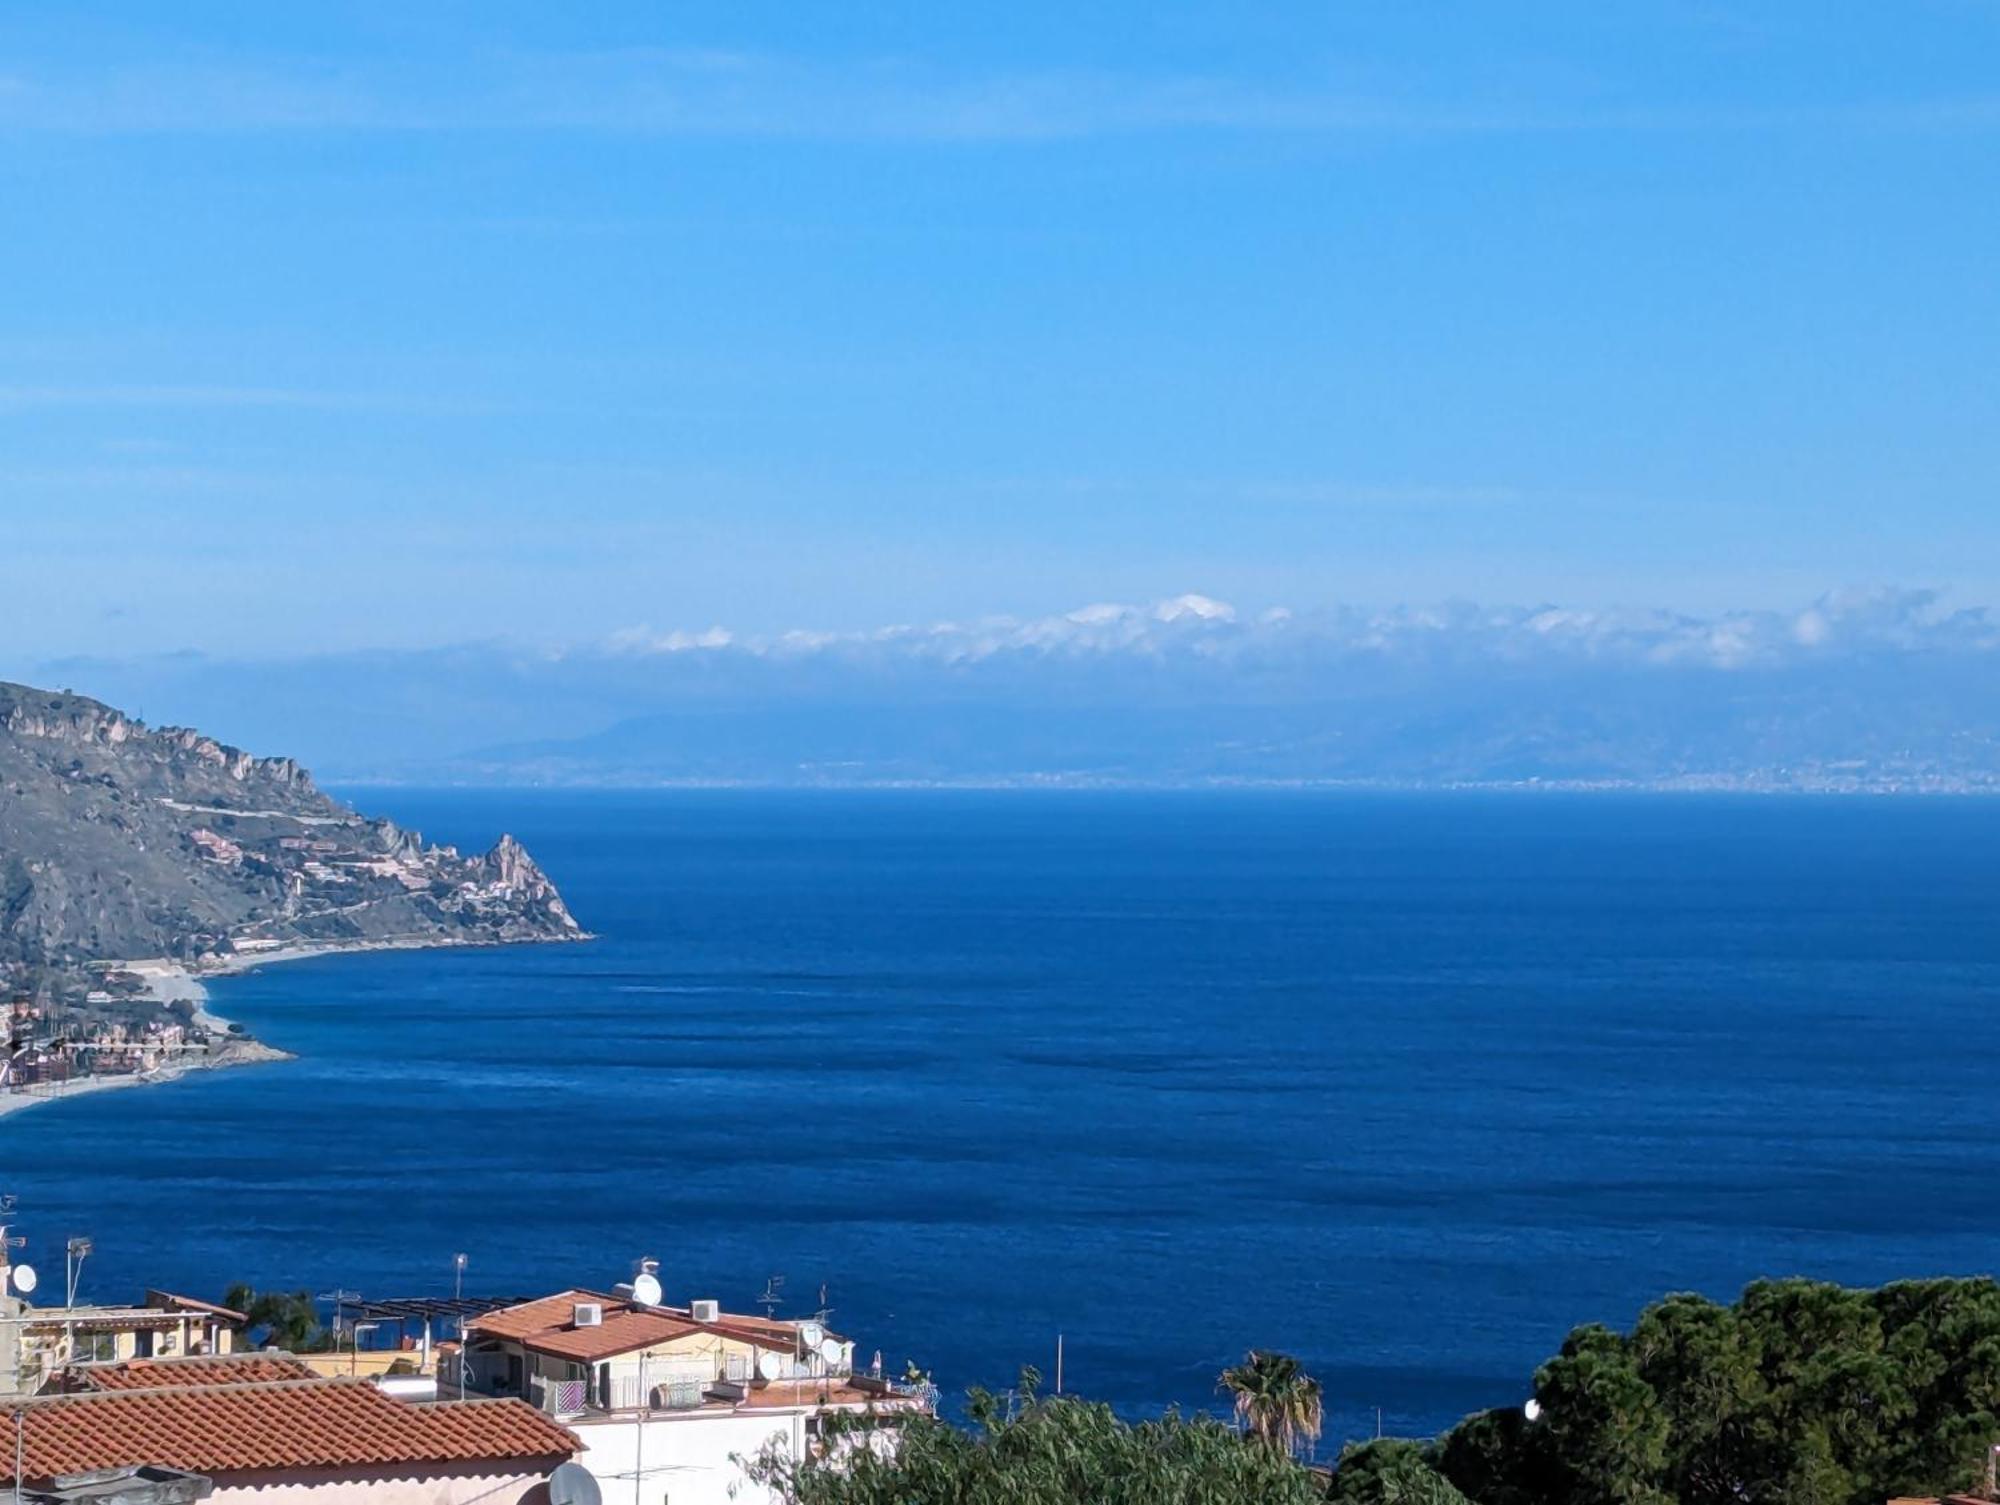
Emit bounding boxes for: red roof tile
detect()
[468,1291,828,1363]
[14,1379,578,1478]
[70,1354,317,1391]
[466,1291,616,1342]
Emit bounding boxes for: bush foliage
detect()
[752,1277,2000,1504]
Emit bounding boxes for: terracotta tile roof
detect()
[13,1378,578,1479]
[69,1354,317,1391]
[468,1291,830,1362]
[466,1291,624,1343]
[520,1310,704,1363]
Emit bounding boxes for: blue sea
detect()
[11,791,2000,1445]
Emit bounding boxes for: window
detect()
[77,1332,118,1363]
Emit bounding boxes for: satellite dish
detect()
[757,1350,785,1382]
[548,1462,602,1505]
[9,1263,37,1295]
[1523,1398,1543,1422]
[798,1321,825,1351]
[817,1337,844,1366]
[630,1273,662,1307]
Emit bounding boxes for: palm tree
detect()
[1219,1349,1324,1458]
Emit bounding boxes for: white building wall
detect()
[207,1461,556,1505]
[570,1411,808,1505]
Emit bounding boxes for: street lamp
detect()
[62,1237,93,1375]
[64,1239,92,1306]
[452,1254,470,1401]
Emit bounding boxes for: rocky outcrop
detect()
[476,834,580,932]
[0,680,585,995]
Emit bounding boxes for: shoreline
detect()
[0,932,584,1125]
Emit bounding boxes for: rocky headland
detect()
[0,680,585,1108]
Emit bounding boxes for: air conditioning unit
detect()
[573,1302,603,1328]
[689,1299,720,1323]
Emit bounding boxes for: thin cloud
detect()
[0,385,522,416]
[6,47,1991,142]
[0,385,355,410]
[596,587,2000,675]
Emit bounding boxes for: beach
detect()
[0,954,300,1122]
[0,933,567,1124]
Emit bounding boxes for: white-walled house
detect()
[462,1285,928,1505]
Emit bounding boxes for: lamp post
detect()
[452,1255,469,1400]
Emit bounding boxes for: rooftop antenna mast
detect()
[318,1288,361,1358]
[0,1197,33,1399]
[758,1274,785,1323]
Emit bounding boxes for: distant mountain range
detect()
[0,681,583,999]
[23,588,2000,792]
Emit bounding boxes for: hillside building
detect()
[460,1273,928,1505]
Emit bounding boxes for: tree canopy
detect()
[1398,1277,2000,1505]
[751,1279,2000,1504]
[749,1372,1324,1505]
[221,1283,328,1352]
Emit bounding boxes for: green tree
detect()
[222,1284,326,1351]
[1533,1324,1674,1505]
[1628,1292,1765,1504]
[1220,1350,1325,1459]
[747,1379,1322,1505]
[1431,1405,1560,1505]
[1328,1439,1475,1505]
[1414,1277,2000,1505]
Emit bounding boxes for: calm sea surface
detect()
[10,791,2000,1442]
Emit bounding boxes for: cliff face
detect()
[0,681,583,981]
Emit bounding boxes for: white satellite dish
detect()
[548,1462,602,1505]
[757,1350,785,1382]
[798,1320,825,1351]
[9,1263,37,1295]
[630,1272,662,1307]
[1523,1398,1542,1422]
[817,1337,844,1366]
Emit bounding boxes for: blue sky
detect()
[3,2,1998,660]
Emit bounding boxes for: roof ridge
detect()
[31,1376,372,1405]
[97,1348,307,1366]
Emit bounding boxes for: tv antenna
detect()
[758,1274,785,1321]
[0,1199,25,1272]
[318,1288,361,1346]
